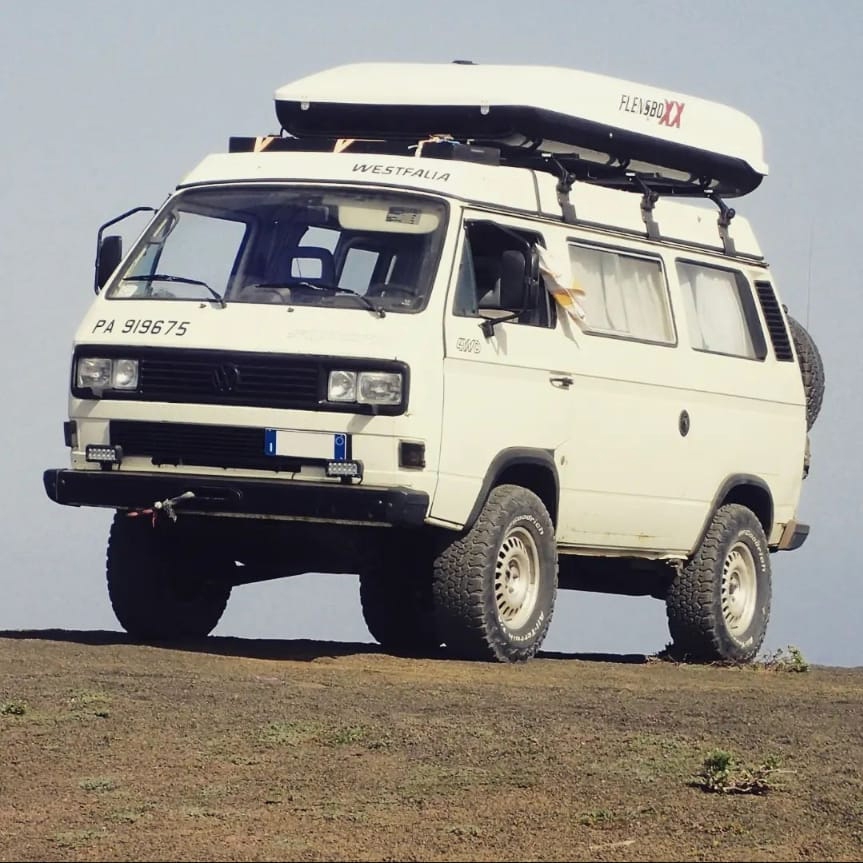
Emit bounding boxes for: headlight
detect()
[327,370,403,406]
[357,371,402,405]
[76,357,112,389]
[76,357,139,392]
[327,370,357,402]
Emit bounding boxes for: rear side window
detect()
[567,244,674,343]
[676,262,767,359]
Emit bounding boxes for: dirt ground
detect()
[0,631,861,863]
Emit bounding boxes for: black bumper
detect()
[43,468,429,527]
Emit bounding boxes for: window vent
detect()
[755,282,794,361]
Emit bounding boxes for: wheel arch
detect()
[692,475,774,554]
[464,447,559,530]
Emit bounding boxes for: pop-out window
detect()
[567,245,674,344]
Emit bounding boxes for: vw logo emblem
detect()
[212,363,241,393]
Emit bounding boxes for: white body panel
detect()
[62,142,806,558]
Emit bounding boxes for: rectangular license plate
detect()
[264,429,349,461]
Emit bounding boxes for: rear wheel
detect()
[666,504,771,662]
[432,485,557,662]
[106,513,233,641]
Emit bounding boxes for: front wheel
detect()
[666,504,771,662]
[432,485,557,662]
[106,513,233,641]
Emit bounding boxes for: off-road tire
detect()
[666,503,771,663]
[359,537,441,655]
[787,314,825,430]
[432,484,557,662]
[106,513,232,641]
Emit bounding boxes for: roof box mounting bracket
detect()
[707,190,737,255]
[631,174,661,241]
[548,157,578,224]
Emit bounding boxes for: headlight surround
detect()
[76,357,139,392]
[327,370,403,406]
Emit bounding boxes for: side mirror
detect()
[498,249,528,309]
[96,235,122,291]
[93,205,157,293]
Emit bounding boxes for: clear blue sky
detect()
[2,0,860,666]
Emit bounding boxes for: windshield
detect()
[106,186,448,313]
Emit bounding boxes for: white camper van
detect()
[44,62,824,663]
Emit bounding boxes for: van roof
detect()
[273,62,767,198]
[178,151,764,260]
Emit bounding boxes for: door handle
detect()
[549,375,574,389]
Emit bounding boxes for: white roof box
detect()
[274,62,767,197]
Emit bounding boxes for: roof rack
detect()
[229,133,728,196]
[228,133,740,248]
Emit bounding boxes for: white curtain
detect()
[568,245,672,342]
[678,264,755,357]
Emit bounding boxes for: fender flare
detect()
[463,447,559,530]
[690,474,774,556]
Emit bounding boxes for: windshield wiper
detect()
[121,274,226,308]
[289,281,386,318]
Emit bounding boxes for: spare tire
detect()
[787,314,825,429]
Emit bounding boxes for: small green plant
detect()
[761,645,809,673]
[0,700,27,716]
[69,690,112,717]
[578,807,615,826]
[260,720,321,746]
[325,725,366,746]
[693,749,780,795]
[79,777,118,793]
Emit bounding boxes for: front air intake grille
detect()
[754,282,794,361]
[142,351,319,409]
[111,421,303,472]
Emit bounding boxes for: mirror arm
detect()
[94,206,157,293]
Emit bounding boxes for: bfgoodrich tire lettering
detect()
[432,484,557,662]
[106,513,232,641]
[666,503,771,662]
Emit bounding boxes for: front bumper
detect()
[43,468,429,527]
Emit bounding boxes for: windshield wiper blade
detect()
[292,281,386,318]
[122,274,226,308]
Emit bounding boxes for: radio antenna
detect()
[806,221,813,328]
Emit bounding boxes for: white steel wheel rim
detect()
[721,541,758,637]
[495,525,540,630]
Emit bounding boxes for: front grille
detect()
[111,421,304,472]
[138,350,320,409]
[72,347,408,415]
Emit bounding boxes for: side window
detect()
[454,222,553,328]
[676,262,767,359]
[568,244,674,343]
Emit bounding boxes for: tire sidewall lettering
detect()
[496,500,555,645]
[718,520,771,652]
